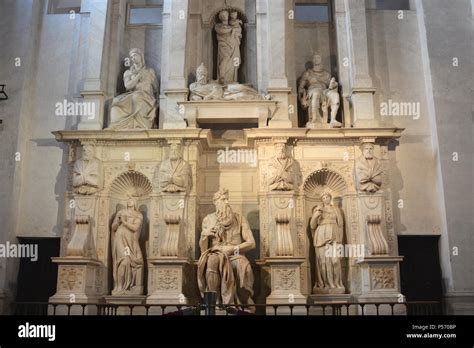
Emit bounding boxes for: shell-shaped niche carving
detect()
[110,171,152,198]
[304,168,347,198]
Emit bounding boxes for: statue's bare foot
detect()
[330,120,342,128]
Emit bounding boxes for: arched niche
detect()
[303,167,350,292]
[304,168,348,204]
[107,170,152,294]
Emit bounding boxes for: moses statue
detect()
[197,189,256,308]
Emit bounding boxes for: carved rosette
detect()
[371,267,395,290]
[274,269,297,290]
[59,268,84,292]
[156,269,179,290]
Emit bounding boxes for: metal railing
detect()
[11,299,442,316]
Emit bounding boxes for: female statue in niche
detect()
[310,191,345,294]
[108,48,158,130]
[215,10,242,84]
[111,196,144,295]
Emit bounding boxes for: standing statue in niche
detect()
[355,143,383,193]
[310,191,345,294]
[298,54,342,128]
[111,197,144,295]
[215,10,242,84]
[267,143,295,191]
[197,189,256,308]
[72,145,102,195]
[157,143,192,193]
[108,48,158,130]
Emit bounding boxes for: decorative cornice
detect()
[53,127,404,148]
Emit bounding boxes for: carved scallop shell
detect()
[110,171,152,198]
[304,169,347,198]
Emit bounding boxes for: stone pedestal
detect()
[267,88,293,128]
[179,100,278,128]
[163,89,188,129]
[147,257,189,305]
[265,257,306,314]
[49,257,105,314]
[78,91,106,130]
[104,295,147,315]
[357,256,404,302]
[308,294,353,315]
[351,88,377,128]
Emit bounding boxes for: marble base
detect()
[179,100,278,128]
[265,257,306,314]
[267,88,293,128]
[49,257,105,304]
[147,257,189,305]
[163,89,188,129]
[309,294,352,303]
[357,256,404,302]
[104,295,147,315]
[104,295,146,305]
[308,294,352,315]
[312,287,346,295]
[78,91,105,130]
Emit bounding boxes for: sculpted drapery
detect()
[197,189,256,307]
[215,10,242,84]
[109,48,158,130]
[72,145,102,195]
[157,143,192,193]
[355,143,384,193]
[111,197,144,295]
[310,191,345,293]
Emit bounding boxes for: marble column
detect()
[161,0,189,129]
[257,0,293,128]
[339,0,377,127]
[78,0,109,130]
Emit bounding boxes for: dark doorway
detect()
[398,235,443,314]
[15,237,60,314]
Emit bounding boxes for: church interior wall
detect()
[366,9,443,236]
[0,0,472,313]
